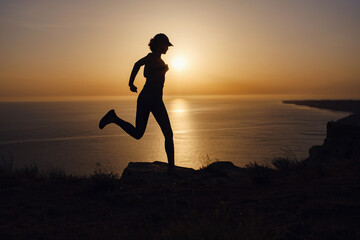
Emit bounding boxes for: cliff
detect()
[305,113,360,165]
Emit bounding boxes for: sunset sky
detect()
[1,0,360,100]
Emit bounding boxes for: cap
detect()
[153,33,173,46]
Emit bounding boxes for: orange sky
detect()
[1,0,360,100]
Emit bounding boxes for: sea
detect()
[0,96,350,175]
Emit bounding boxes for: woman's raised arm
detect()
[128,56,148,92]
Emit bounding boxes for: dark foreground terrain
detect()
[1,103,360,240]
[1,158,359,240]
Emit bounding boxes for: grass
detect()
[270,149,302,171]
[0,153,14,177]
[245,161,271,170]
[198,154,220,170]
[245,149,302,171]
[0,154,70,180]
[14,162,40,178]
[90,165,119,190]
[45,167,68,179]
[0,155,118,189]
[245,161,274,184]
[271,157,301,171]
[244,150,302,183]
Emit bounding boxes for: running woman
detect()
[99,33,175,172]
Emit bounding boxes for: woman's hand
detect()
[129,84,138,93]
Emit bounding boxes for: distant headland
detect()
[283,100,360,113]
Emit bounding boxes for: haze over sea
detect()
[0,96,349,175]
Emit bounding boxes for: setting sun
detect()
[0,0,360,99]
[171,57,186,71]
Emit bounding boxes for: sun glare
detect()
[171,57,186,71]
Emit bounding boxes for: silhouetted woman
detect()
[99,33,174,171]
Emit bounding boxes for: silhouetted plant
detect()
[245,161,271,169]
[0,153,14,176]
[0,154,72,179]
[245,161,273,184]
[198,154,219,170]
[90,167,119,190]
[44,168,68,179]
[271,149,301,171]
[14,162,39,178]
[271,157,301,171]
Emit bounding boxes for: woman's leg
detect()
[151,100,174,168]
[113,98,150,140]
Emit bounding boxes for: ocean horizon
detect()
[0,95,350,175]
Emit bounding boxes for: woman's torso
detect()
[142,53,168,96]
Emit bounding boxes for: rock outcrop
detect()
[120,161,248,184]
[305,113,360,165]
[120,161,196,184]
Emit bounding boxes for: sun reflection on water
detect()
[169,98,187,114]
[168,98,202,169]
[173,109,185,113]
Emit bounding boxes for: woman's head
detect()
[149,33,173,54]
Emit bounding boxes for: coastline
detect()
[283,100,360,113]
